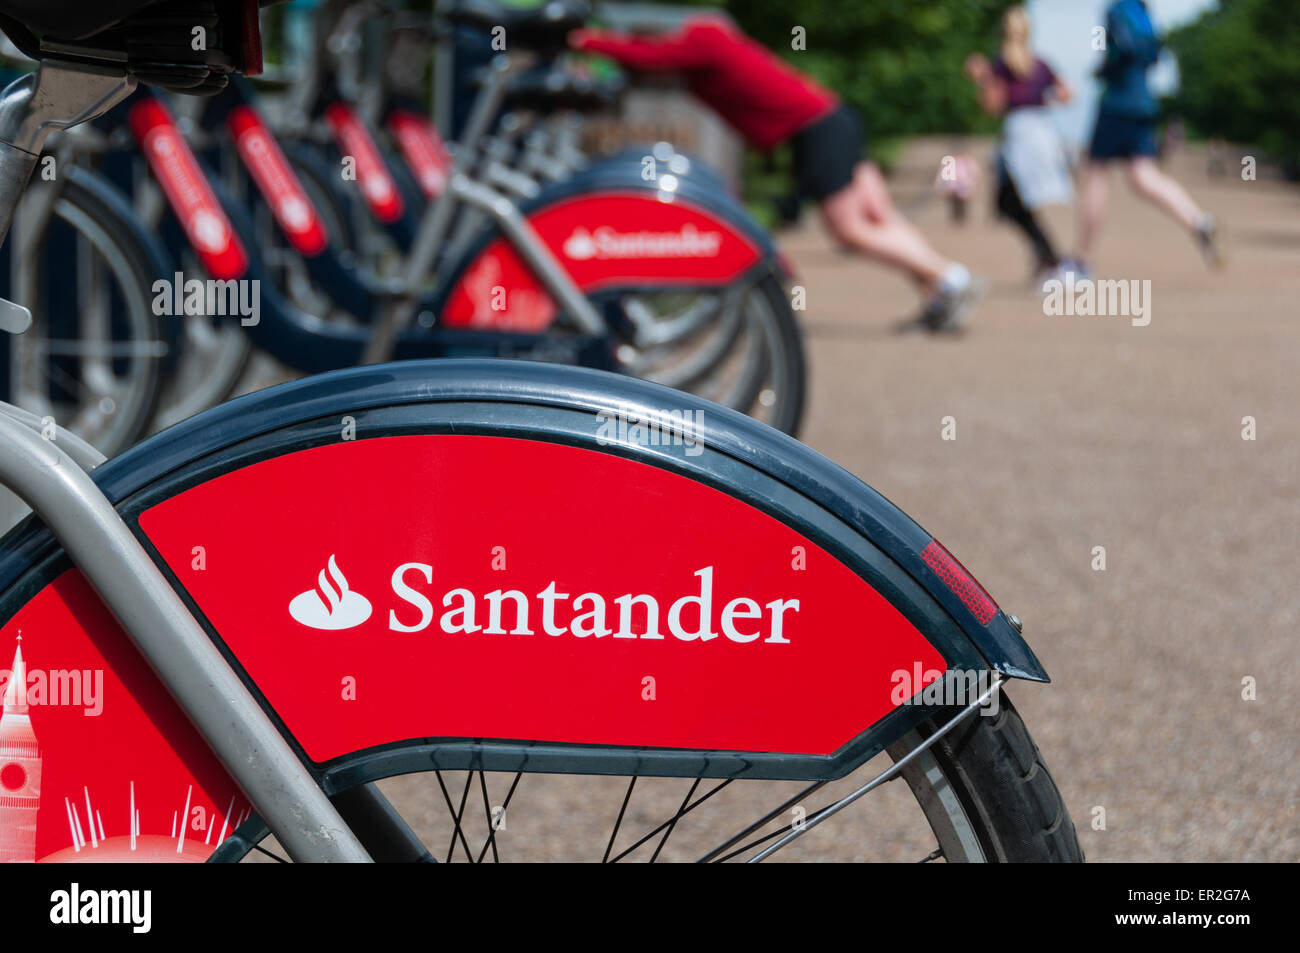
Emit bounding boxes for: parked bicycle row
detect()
[1,0,806,460]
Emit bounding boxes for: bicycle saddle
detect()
[446,0,590,49]
[0,0,281,92]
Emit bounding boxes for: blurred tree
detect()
[1165,0,1300,172]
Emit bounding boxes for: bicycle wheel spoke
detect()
[715,781,898,862]
[610,778,731,863]
[436,770,475,863]
[477,771,499,863]
[250,842,289,863]
[649,778,700,863]
[602,776,637,863]
[714,821,794,862]
[750,678,1004,863]
[475,772,521,864]
[698,780,826,863]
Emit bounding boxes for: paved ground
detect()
[784,140,1298,862]
[251,141,1297,862]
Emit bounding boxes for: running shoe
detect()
[1195,215,1225,268]
[910,275,986,333]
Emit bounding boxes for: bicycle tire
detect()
[890,695,1084,862]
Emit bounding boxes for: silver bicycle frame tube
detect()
[0,400,104,468]
[0,60,372,862]
[362,53,605,363]
[451,173,603,330]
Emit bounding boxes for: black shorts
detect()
[792,103,864,201]
[1088,112,1159,161]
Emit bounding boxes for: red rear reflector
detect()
[920,540,997,625]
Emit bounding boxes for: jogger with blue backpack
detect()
[1076,0,1222,271]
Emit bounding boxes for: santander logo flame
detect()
[288,555,372,630]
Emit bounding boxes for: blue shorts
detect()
[1088,113,1158,161]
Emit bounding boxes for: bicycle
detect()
[42,40,802,444]
[0,0,1080,863]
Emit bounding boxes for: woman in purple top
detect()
[966,6,1074,285]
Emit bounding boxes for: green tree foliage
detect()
[1165,0,1300,169]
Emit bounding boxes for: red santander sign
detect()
[139,435,945,763]
[442,192,764,331]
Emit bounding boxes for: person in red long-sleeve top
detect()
[573,15,980,332]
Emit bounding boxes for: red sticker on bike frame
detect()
[387,109,451,200]
[128,98,249,281]
[0,572,248,862]
[139,435,946,764]
[442,192,764,331]
[325,102,405,224]
[228,105,328,257]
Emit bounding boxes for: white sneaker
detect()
[925,275,986,333]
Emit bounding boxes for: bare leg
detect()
[1076,162,1110,262]
[1125,157,1205,230]
[818,162,952,295]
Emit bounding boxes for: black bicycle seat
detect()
[446,0,589,49]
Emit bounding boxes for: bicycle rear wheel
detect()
[0,361,1075,863]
